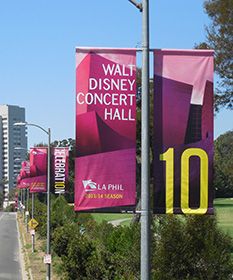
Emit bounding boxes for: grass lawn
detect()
[92,213,133,224]
[214,198,233,239]
[91,199,233,233]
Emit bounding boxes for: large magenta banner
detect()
[154,49,214,214]
[75,48,136,212]
[52,147,69,194]
[29,147,47,193]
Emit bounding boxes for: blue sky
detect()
[0,0,232,147]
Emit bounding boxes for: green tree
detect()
[51,195,76,231]
[51,195,94,234]
[152,215,233,280]
[214,130,233,197]
[152,216,190,280]
[53,221,140,280]
[199,0,233,110]
[185,216,233,279]
[28,195,47,237]
[53,223,112,280]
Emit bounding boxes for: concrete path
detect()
[109,218,132,226]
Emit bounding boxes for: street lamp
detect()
[14,121,52,280]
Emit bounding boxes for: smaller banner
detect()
[17,161,31,189]
[75,47,137,212]
[29,147,47,193]
[153,49,214,215]
[21,161,30,177]
[52,147,69,194]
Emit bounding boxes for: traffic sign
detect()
[44,254,52,264]
[28,218,39,229]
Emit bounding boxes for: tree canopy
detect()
[214,130,233,197]
[201,0,233,110]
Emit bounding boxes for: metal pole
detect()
[46,128,51,280]
[20,189,22,212]
[23,189,25,221]
[141,0,150,279]
[31,192,35,253]
[31,193,34,219]
[26,188,29,232]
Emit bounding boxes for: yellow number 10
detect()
[160,148,208,215]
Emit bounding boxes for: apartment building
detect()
[0,105,27,207]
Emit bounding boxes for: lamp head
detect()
[13,122,27,126]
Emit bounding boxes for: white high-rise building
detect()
[0,115,2,194]
[0,105,27,207]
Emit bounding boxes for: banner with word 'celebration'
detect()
[52,147,69,194]
[29,147,47,193]
[75,48,136,212]
[154,49,214,214]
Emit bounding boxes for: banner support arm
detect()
[128,0,143,12]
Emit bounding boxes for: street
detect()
[0,212,22,280]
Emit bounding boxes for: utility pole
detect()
[31,192,35,253]
[141,1,150,279]
[46,128,51,280]
[129,1,150,279]
[26,188,29,232]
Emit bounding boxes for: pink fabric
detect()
[29,148,47,192]
[154,49,214,105]
[154,49,214,214]
[75,48,136,211]
[75,149,136,211]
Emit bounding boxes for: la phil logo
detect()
[82,180,97,192]
[82,180,124,192]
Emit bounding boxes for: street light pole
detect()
[26,188,29,232]
[31,192,35,253]
[21,189,23,212]
[129,0,151,279]
[14,122,52,280]
[141,1,150,279]
[46,128,51,280]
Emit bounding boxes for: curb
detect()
[17,213,33,280]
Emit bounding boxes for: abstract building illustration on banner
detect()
[153,49,214,214]
[75,48,136,212]
[29,147,47,193]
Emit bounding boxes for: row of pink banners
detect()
[17,147,69,194]
[75,48,214,214]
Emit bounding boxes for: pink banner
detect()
[153,49,214,214]
[17,161,31,189]
[29,147,47,193]
[75,48,136,212]
[21,161,30,177]
[52,147,69,194]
